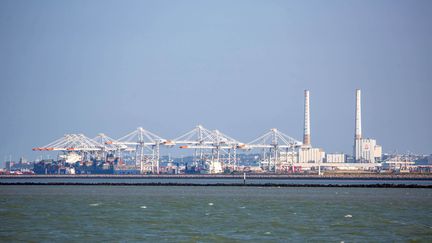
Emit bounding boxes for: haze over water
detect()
[1,186,431,242]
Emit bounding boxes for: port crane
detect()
[239,128,302,172]
[32,134,105,162]
[33,134,104,152]
[110,127,166,174]
[170,125,242,171]
[32,128,303,173]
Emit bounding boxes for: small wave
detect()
[89,203,100,207]
[344,214,352,218]
[265,232,271,235]
[208,203,214,206]
[140,206,147,209]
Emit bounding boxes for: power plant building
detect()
[298,147,325,163]
[354,138,381,163]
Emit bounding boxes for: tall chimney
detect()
[303,90,311,146]
[355,89,362,140]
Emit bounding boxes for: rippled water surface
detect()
[1,186,431,242]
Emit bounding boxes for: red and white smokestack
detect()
[355,89,362,139]
[303,90,311,146]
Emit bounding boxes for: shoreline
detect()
[1,174,432,180]
[1,182,431,188]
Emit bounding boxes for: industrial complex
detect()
[2,90,431,175]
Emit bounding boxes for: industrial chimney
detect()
[355,89,362,140]
[354,89,362,162]
[353,89,381,163]
[303,90,311,146]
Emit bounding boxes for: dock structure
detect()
[31,89,390,175]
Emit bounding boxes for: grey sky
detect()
[0,0,431,162]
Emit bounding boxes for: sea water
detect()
[0,186,431,242]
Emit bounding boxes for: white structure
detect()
[354,89,362,161]
[353,89,382,163]
[298,147,325,163]
[326,153,346,163]
[208,160,223,174]
[355,138,377,163]
[374,145,382,161]
[355,89,362,141]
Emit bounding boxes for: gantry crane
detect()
[110,127,166,174]
[169,125,242,172]
[32,127,304,174]
[32,134,104,162]
[239,128,302,172]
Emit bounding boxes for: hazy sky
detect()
[1,0,431,162]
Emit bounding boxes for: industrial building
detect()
[297,147,325,164]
